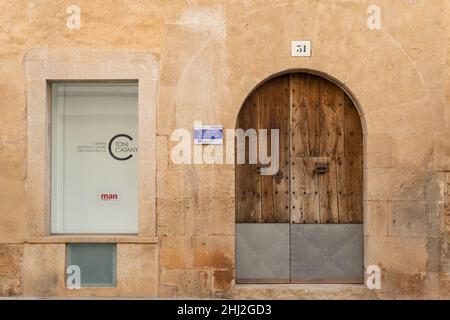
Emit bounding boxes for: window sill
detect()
[25,236,158,244]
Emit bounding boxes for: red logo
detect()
[101,193,118,201]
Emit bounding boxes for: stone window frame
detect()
[25,49,158,239]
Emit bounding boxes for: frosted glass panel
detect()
[51,83,138,233]
[67,243,116,287]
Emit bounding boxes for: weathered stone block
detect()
[364,201,388,237]
[156,135,169,170]
[391,134,434,169]
[157,169,196,199]
[425,237,441,273]
[424,172,445,202]
[23,244,65,297]
[213,269,234,292]
[159,284,178,298]
[209,235,234,269]
[365,236,428,273]
[157,86,177,135]
[383,272,427,299]
[0,245,23,296]
[210,198,235,235]
[157,199,188,237]
[366,168,429,201]
[388,202,428,237]
[212,169,234,199]
[160,236,186,270]
[435,131,450,170]
[182,270,212,298]
[366,134,392,169]
[0,202,26,243]
[190,236,210,268]
[160,269,185,296]
[116,244,158,297]
[439,273,450,299]
[427,201,444,236]
[190,198,212,236]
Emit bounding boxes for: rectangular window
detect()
[51,83,138,234]
[67,243,117,287]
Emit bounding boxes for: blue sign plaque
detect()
[194,125,223,145]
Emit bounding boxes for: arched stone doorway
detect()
[235,72,364,284]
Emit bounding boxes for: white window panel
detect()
[51,83,139,234]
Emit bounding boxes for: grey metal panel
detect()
[236,223,290,283]
[290,224,363,283]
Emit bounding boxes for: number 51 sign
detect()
[291,40,311,57]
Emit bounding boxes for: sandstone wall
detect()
[0,0,449,299]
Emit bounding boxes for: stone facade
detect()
[1,0,450,299]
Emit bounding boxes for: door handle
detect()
[255,166,268,174]
[314,163,329,174]
[255,166,279,176]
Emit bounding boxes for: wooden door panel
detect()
[270,76,291,222]
[236,96,261,223]
[337,96,363,223]
[291,157,319,224]
[306,75,321,157]
[258,76,290,223]
[290,74,362,224]
[258,81,274,222]
[317,157,339,223]
[291,156,339,224]
[236,75,290,223]
[290,74,309,157]
[236,72,364,285]
[319,80,344,158]
[237,73,363,224]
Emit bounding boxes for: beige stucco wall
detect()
[1,0,450,299]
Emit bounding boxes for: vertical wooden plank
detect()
[336,153,345,222]
[337,96,363,223]
[306,75,321,157]
[318,80,344,223]
[258,81,274,222]
[290,74,309,157]
[259,76,290,223]
[344,95,363,223]
[317,156,339,223]
[236,93,261,223]
[291,157,319,224]
[271,75,291,223]
[319,80,344,158]
[334,88,345,159]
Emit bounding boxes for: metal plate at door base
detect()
[236,223,290,283]
[290,224,364,283]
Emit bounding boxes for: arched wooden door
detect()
[235,73,363,284]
